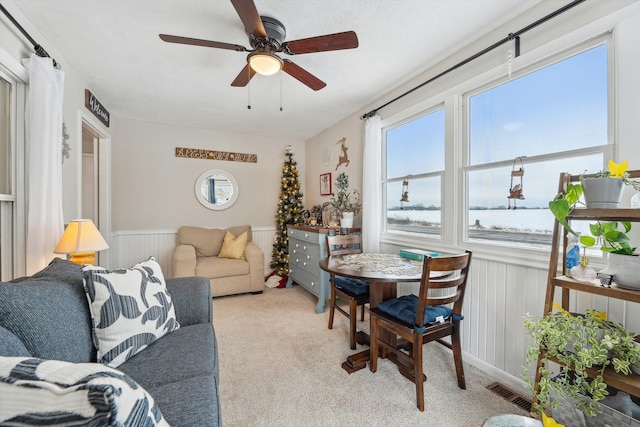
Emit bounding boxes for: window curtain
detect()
[362,115,382,253]
[24,54,65,275]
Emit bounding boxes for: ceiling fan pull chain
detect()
[279,74,282,112]
[247,74,252,110]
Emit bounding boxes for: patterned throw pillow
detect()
[82,257,180,368]
[0,357,169,426]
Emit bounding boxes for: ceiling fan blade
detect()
[230,0,266,38]
[160,34,247,51]
[231,64,257,87]
[282,31,358,55]
[282,60,326,91]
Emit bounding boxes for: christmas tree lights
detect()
[270,146,303,275]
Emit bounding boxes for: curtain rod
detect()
[0,3,59,68]
[361,0,586,120]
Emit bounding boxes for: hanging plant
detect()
[523,310,640,417]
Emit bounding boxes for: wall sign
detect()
[175,147,257,163]
[84,89,110,127]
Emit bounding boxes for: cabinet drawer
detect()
[289,245,321,275]
[289,267,321,297]
[288,227,321,244]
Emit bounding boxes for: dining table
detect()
[319,252,448,375]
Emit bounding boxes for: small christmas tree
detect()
[270,146,304,276]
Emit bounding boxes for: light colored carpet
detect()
[213,286,528,427]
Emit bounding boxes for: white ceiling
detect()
[13,0,543,141]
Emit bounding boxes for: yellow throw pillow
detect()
[218,230,248,259]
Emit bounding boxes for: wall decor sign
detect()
[84,89,110,127]
[320,173,332,195]
[175,147,258,163]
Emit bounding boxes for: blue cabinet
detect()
[286,225,360,314]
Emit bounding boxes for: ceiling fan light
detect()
[248,51,283,76]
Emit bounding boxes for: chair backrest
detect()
[326,234,363,256]
[415,250,472,328]
[178,225,252,257]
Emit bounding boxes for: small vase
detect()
[581,177,624,208]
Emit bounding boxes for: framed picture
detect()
[320,173,332,196]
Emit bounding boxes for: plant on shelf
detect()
[581,221,636,255]
[330,172,361,216]
[524,309,640,417]
[549,160,639,253]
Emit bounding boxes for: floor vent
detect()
[486,382,532,412]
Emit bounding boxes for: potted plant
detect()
[581,160,640,208]
[550,161,640,236]
[524,310,640,418]
[549,161,640,287]
[330,172,361,228]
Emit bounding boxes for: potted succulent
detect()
[330,172,361,228]
[524,309,640,418]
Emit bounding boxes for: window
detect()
[379,37,611,252]
[384,108,445,238]
[0,73,14,279]
[0,76,10,195]
[464,43,609,248]
[0,62,25,280]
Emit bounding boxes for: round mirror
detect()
[194,169,239,210]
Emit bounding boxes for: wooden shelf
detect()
[567,208,640,222]
[551,276,640,304]
[533,170,640,412]
[594,366,640,396]
[546,355,640,397]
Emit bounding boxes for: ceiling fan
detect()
[159,0,358,91]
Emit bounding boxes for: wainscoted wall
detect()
[110,232,638,396]
[110,227,276,279]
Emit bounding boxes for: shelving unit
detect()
[533,170,640,410]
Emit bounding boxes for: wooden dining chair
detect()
[369,250,472,411]
[326,234,369,350]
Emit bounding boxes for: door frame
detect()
[77,110,112,268]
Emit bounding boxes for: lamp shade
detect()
[248,51,283,76]
[54,219,109,254]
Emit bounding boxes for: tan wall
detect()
[111,117,304,231]
[305,115,364,220]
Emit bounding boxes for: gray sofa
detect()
[0,258,220,426]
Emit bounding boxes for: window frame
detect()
[379,33,614,259]
[0,48,28,280]
[461,37,613,250]
[382,103,446,242]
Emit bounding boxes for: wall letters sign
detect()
[84,89,110,127]
[175,147,257,163]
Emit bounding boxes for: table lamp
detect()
[54,219,109,265]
